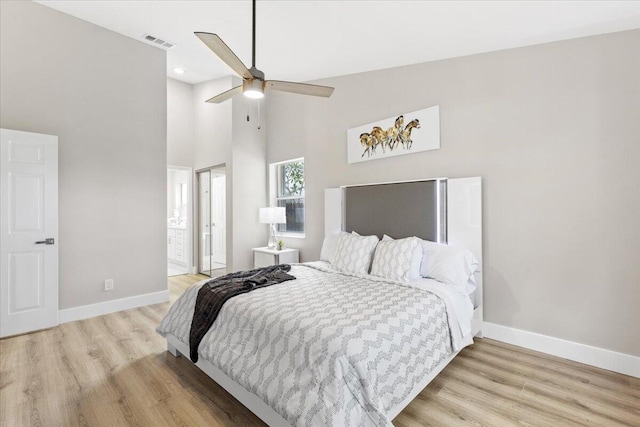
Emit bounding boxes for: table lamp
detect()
[259,207,286,249]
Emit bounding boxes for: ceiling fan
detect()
[195,0,335,103]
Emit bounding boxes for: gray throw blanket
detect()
[188,264,295,362]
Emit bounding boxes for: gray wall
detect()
[266,30,640,356]
[167,78,194,167]
[186,76,267,271]
[193,77,233,171]
[230,78,268,271]
[192,77,234,269]
[0,1,167,309]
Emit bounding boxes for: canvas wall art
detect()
[347,105,440,164]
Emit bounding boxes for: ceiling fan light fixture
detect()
[243,78,265,99]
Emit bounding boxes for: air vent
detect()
[141,33,176,50]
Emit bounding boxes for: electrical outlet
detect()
[104,279,114,291]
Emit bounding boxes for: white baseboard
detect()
[58,290,169,324]
[483,322,639,378]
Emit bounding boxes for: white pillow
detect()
[420,239,478,294]
[380,234,422,280]
[320,231,366,263]
[332,233,379,275]
[320,232,347,263]
[371,236,420,282]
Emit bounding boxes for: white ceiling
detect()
[37,1,640,85]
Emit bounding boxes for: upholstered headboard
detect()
[344,180,447,243]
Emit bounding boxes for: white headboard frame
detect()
[447,177,483,337]
[324,176,483,337]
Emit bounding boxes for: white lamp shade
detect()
[259,207,286,224]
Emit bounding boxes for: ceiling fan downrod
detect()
[252,0,256,69]
[245,0,264,98]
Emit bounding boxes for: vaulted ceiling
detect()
[37,1,640,85]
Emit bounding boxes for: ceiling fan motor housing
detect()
[243,67,265,98]
[249,67,265,80]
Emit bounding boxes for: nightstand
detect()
[252,247,299,268]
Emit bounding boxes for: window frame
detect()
[269,157,305,238]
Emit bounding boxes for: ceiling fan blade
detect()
[266,80,334,98]
[205,85,242,104]
[195,32,253,80]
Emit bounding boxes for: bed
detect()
[157,177,483,426]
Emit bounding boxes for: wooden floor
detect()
[1,275,638,427]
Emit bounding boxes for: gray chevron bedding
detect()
[157,263,467,426]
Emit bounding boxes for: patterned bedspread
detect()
[157,263,467,426]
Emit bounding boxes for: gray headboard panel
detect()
[344,180,446,242]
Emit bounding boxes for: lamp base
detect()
[267,224,278,249]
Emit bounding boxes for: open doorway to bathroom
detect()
[167,166,192,277]
[197,165,227,277]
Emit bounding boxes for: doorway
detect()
[167,166,192,277]
[198,165,227,276]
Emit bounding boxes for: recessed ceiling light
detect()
[173,68,185,75]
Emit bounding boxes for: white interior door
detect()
[0,129,58,337]
[210,173,226,265]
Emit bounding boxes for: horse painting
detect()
[359,115,421,157]
[348,105,439,164]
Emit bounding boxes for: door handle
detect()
[35,238,55,245]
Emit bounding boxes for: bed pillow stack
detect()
[420,239,478,294]
[332,232,379,275]
[370,235,422,282]
[320,231,478,293]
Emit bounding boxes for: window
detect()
[273,158,305,235]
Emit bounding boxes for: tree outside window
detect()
[276,159,304,234]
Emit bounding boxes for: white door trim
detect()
[195,164,227,276]
[210,172,226,265]
[168,165,193,273]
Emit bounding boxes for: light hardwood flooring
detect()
[1,274,638,426]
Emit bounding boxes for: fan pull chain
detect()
[242,100,262,130]
[258,100,261,130]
